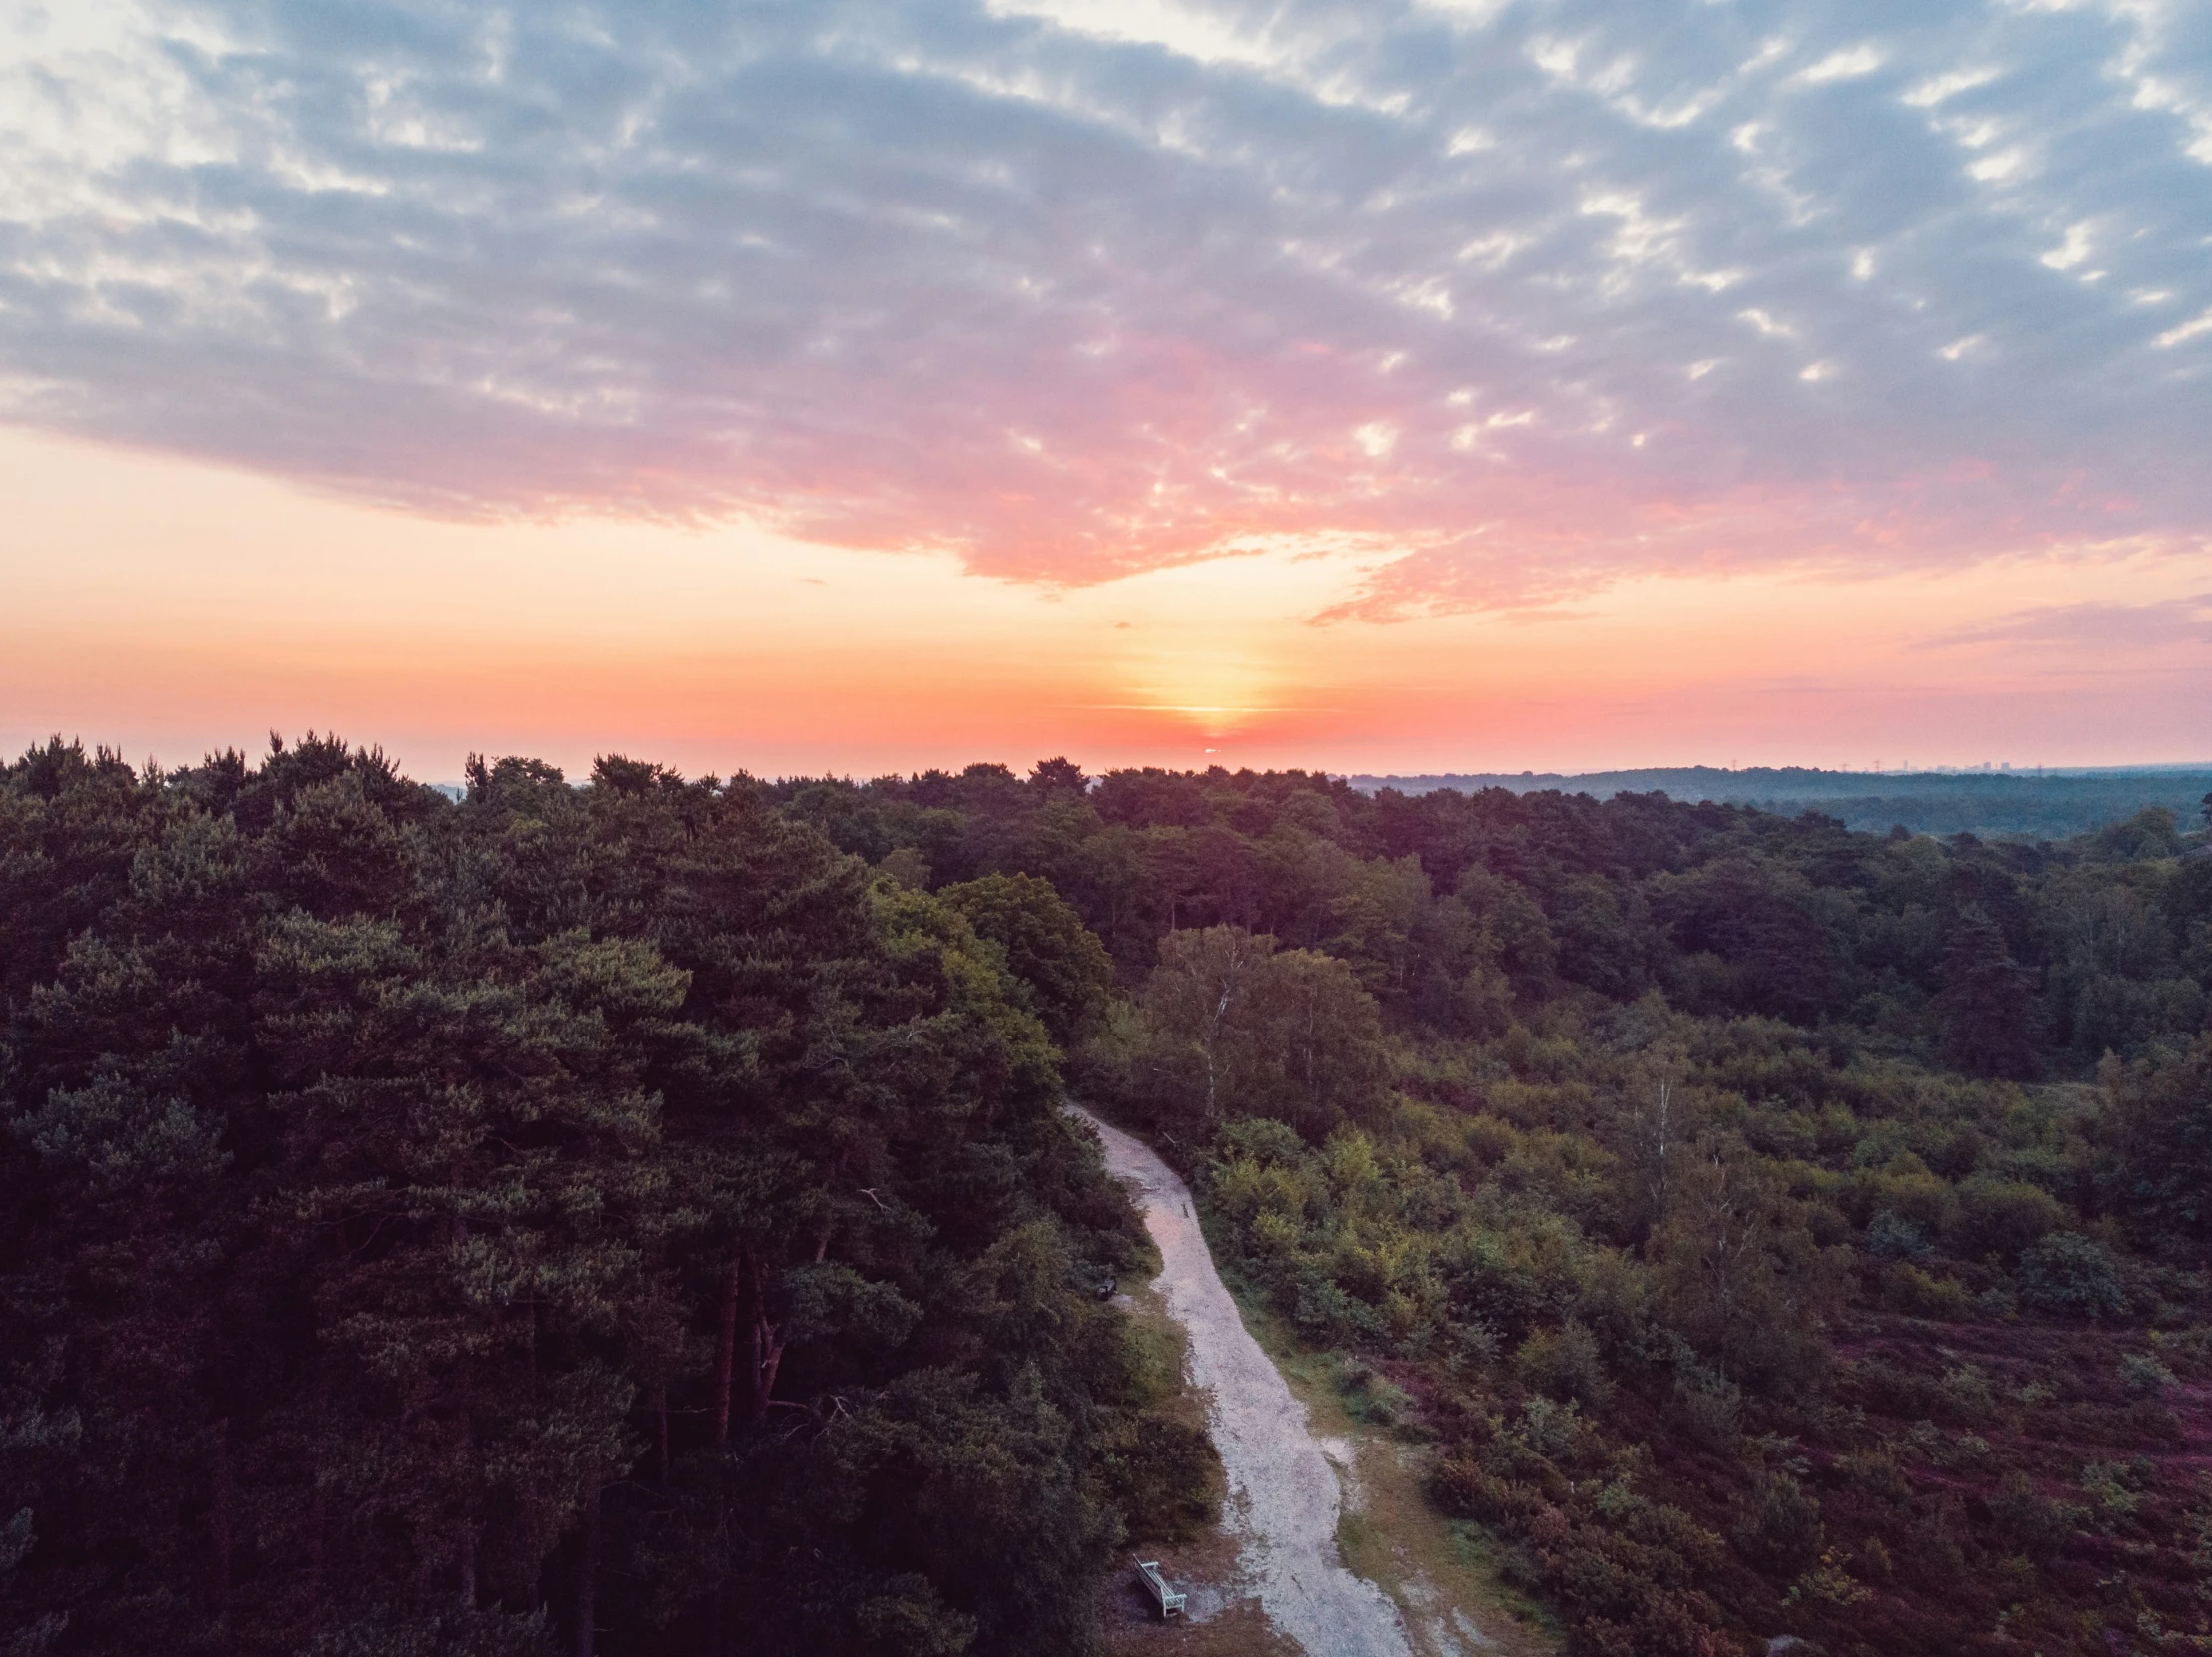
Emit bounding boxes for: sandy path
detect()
[1077,1107,1416,1657]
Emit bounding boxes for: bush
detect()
[2098,1035,2212,1242]
[1882,1262,1972,1319]
[1429,1458,1542,1527]
[1989,1473,2071,1559]
[2080,1459,2146,1518]
[1102,1412,1221,1541]
[1668,1372,1742,1450]
[1434,1451,1730,1657]
[1940,1363,1994,1419]
[1852,1353,1947,1417]
[1836,1450,1911,1505]
[1331,1355,1415,1425]
[2016,1234,2125,1318]
[2119,1351,2178,1393]
[1735,1473,1824,1575]
[1516,1320,1609,1408]
[1946,1175,2063,1264]
[1867,1209,1933,1260]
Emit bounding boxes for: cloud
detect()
[0,0,2207,614]
[1925,593,2212,650]
[2157,307,2212,348]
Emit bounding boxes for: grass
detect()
[1121,1274,1213,1445]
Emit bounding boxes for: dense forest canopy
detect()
[0,737,1198,1657]
[5,738,2209,1656]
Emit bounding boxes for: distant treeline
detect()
[1350,766,2212,841]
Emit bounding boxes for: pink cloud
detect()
[0,0,2207,614]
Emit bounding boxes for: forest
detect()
[5,738,2210,1656]
[1349,766,2212,842]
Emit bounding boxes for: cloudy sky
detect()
[3,0,2208,777]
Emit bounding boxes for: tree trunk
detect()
[308,1481,326,1636]
[749,1307,785,1422]
[211,1418,233,1633]
[657,1379,671,1487]
[742,1231,826,1422]
[714,1265,740,1444]
[574,1476,601,1657]
[743,1251,778,1425]
[459,1413,478,1609]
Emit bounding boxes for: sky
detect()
[2,0,2208,782]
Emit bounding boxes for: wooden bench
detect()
[1132,1556,1185,1619]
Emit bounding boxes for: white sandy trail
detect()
[1076,1107,1416,1657]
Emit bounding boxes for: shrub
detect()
[1867,1208,1932,1260]
[1103,1412,1221,1540]
[1668,1372,1742,1450]
[1436,1452,1730,1657]
[1514,1395,1592,1465]
[1863,1162,1952,1237]
[1516,1320,1609,1408]
[1990,1472,2072,1559]
[2119,1351,2178,1393]
[1946,1175,2063,1264]
[1940,1433,1993,1470]
[2016,1234,2125,1318]
[1974,1282,2018,1320]
[1429,1458,1543,1527]
[2080,1460,2144,1519]
[1940,1363,1994,1418]
[1333,1355,1415,1425]
[1735,1473,1825,1575]
[1837,1450,1911,1505]
[1882,1262,1971,1319]
[1853,1353,1947,1417]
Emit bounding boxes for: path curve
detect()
[1077,1107,1416,1657]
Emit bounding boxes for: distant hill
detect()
[1344,765,2212,840]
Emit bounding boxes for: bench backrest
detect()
[1132,1558,1185,1616]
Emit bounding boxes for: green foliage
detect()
[2097,1034,2212,1245]
[1116,926,1386,1139]
[937,872,1117,1046]
[1944,1174,2063,1264]
[0,737,1182,1657]
[1866,1209,1933,1260]
[1934,906,2040,1077]
[1989,1471,2073,1559]
[1734,1473,1824,1576]
[1515,1321,1609,1409]
[979,763,2212,1654]
[1881,1263,1971,1319]
[2079,1458,2149,1519]
[12,741,2212,1657]
[2118,1350,2177,1393]
[2016,1233,2126,1318]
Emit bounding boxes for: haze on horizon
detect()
[2,0,2208,779]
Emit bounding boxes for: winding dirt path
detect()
[1078,1108,1417,1657]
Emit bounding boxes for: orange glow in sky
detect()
[5,427,2204,781]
